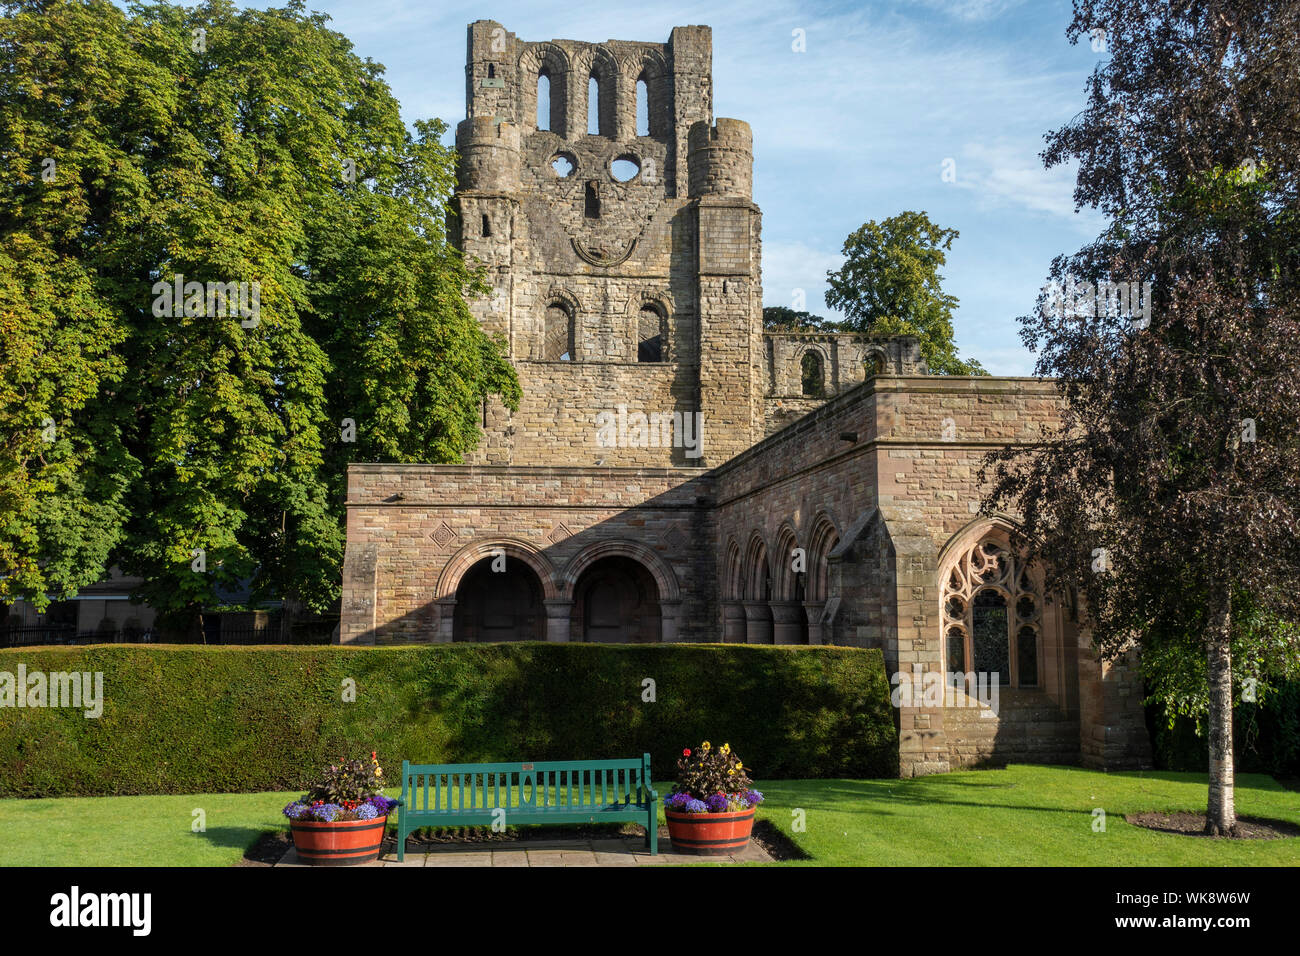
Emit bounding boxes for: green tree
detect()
[761,306,841,332]
[0,0,519,626]
[981,1,1300,835]
[825,211,985,374]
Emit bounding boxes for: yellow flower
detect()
[721,743,730,754]
[702,741,711,750]
[374,768,382,776]
[736,762,743,770]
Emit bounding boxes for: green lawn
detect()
[754,765,1300,866]
[0,766,1296,866]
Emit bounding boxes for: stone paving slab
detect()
[274,828,773,867]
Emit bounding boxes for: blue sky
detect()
[273,0,1107,374]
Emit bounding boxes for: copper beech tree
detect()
[982,0,1300,834]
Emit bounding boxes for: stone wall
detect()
[340,464,714,645]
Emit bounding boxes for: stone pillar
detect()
[742,601,773,644]
[660,601,683,643]
[803,601,825,644]
[770,601,803,644]
[544,599,572,642]
[1078,639,1154,769]
[435,599,457,643]
[722,602,746,643]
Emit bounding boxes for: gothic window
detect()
[588,75,600,135]
[866,351,887,377]
[543,303,574,361]
[638,305,664,362]
[537,71,551,131]
[636,77,649,137]
[941,538,1042,687]
[801,350,824,397]
[585,181,600,219]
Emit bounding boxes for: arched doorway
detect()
[571,556,661,643]
[453,556,545,642]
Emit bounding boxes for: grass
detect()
[753,765,1300,866]
[0,766,1296,866]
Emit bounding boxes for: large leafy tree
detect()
[761,306,842,332]
[0,0,519,626]
[825,211,986,374]
[981,0,1300,834]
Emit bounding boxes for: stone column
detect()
[770,601,804,644]
[742,601,773,644]
[544,599,573,642]
[722,602,746,643]
[660,601,683,643]
[803,601,825,644]
[435,598,457,643]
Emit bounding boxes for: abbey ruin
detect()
[338,21,1152,776]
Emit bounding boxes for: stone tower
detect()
[454,21,763,467]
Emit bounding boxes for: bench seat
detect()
[397,754,658,859]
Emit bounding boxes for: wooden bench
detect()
[396,754,658,860]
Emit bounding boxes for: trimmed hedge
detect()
[1147,680,1300,778]
[0,643,898,796]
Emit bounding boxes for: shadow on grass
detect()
[759,767,1296,821]
[196,825,273,853]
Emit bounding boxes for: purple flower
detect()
[282,802,311,820]
[356,804,379,820]
[705,792,730,813]
[664,792,693,810]
[744,789,764,807]
[367,796,397,815]
[682,798,708,814]
[312,803,344,822]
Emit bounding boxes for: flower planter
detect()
[665,806,756,855]
[290,816,390,866]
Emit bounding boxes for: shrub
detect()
[0,643,898,796]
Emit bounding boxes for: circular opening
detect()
[610,155,640,182]
[551,153,576,177]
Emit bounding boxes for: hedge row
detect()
[1147,680,1300,777]
[0,643,898,796]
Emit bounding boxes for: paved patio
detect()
[276,827,773,866]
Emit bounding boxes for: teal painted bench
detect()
[397,754,659,860]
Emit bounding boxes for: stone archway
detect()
[452,557,546,642]
[570,555,661,643]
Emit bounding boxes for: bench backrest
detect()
[401,755,653,814]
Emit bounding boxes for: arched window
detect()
[636,77,649,137]
[801,350,824,397]
[941,538,1041,688]
[588,75,600,135]
[638,305,663,362]
[537,71,551,131]
[584,181,600,219]
[866,351,887,377]
[487,63,496,79]
[543,303,574,361]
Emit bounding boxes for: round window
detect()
[551,153,576,177]
[610,155,640,182]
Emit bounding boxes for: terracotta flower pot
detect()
[290,815,390,866]
[665,806,756,855]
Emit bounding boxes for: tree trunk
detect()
[1204,589,1236,835]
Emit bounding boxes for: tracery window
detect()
[941,539,1040,687]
